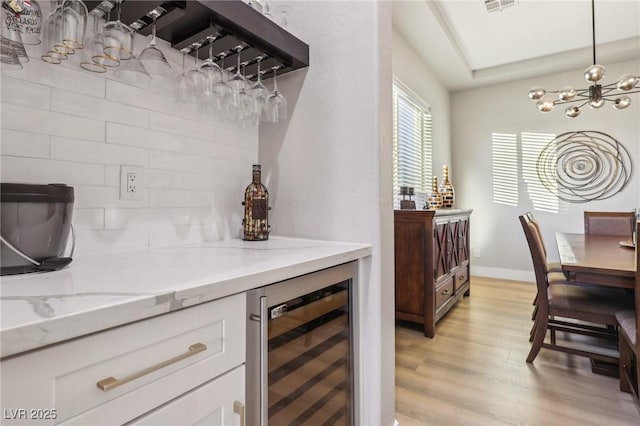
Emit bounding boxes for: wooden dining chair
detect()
[519,214,634,364]
[584,211,634,237]
[615,220,640,402]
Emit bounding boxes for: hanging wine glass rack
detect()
[84,0,309,80]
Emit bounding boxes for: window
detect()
[393,79,432,209]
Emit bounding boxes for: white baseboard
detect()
[470,266,534,283]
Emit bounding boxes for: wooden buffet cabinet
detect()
[394,209,473,337]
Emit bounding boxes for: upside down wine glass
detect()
[265,66,287,122]
[138,8,173,78]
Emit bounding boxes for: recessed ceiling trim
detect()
[427,0,473,78]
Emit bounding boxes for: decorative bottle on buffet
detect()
[242,164,270,241]
[427,176,443,209]
[440,165,455,208]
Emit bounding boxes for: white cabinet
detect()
[129,366,245,426]
[1,293,246,425]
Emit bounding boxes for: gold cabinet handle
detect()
[234,400,246,426]
[96,343,207,391]
[442,289,450,295]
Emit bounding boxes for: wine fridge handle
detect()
[259,296,268,426]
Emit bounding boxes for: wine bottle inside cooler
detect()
[242,164,270,241]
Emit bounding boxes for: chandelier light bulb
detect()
[528,86,546,100]
[613,96,631,110]
[589,98,605,109]
[565,106,581,118]
[536,98,555,113]
[584,64,606,82]
[616,74,638,91]
[558,86,577,101]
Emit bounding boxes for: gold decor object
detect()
[440,165,455,208]
[242,164,270,241]
[427,176,443,209]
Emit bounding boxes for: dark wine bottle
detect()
[242,164,270,241]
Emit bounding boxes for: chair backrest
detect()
[584,211,634,237]
[525,212,548,260]
[519,214,550,303]
[635,220,640,352]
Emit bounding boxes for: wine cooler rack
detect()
[84,0,310,80]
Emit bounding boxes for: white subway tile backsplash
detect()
[183,172,216,190]
[106,123,185,152]
[149,225,212,248]
[149,188,215,208]
[1,129,50,158]
[51,90,150,127]
[1,157,104,185]
[2,58,106,98]
[149,150,185,171]
[145,169,183,188]
[149,111,216,138]
[73,228,149,255]
[105,208,187,230]
[72,209,106,230]
[3,104,105,141]
[1,77,51,110]
[73,186,120,208]
[1,32,258,255]
[51,137,148,166]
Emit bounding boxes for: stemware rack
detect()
[83,0,309,80]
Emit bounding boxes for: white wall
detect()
[259,2,394,425]
[452,60,640,280]
[1,21,257,255]
[392,28,452,176]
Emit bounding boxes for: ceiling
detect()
[392,0,640,91]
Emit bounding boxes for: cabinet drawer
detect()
[455,264,469,292]
[1,293,246,425]
[129,365,245,426]
[435,278,454,311]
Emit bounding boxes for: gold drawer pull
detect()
[442,288,450,295]
[234,400,246,426]
[97,343,207,391]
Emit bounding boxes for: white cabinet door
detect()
[127,366,245,426]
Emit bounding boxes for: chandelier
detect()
[527,0,640,118]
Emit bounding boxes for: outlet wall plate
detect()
[120,166,144,201]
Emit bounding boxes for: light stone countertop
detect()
[0,237,372,358]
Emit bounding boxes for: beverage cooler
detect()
[246,262,356,426]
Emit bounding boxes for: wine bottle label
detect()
[252,199,267,220]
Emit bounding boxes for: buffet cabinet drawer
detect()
[435,278,454,311]
[454,263,469,292]
[1,293,246,425]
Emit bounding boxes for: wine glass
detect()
[102,0,134,61]
[229,61,256,125]
[41,1,72,64]
[1,0,42,45]
[80,5,119,73]
[175,47,195,103]
[250,56,270,121]
[265,66,287,122]
[113,21,151,87]
[199,34,223,97]
[60,0,88,50]
[185,42,208,97]
[211,51,233,114]
[228,45,248,107]
[138,8,173,78]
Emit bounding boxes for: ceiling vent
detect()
[485,0,517,13]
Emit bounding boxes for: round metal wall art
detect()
[536,131,633,203]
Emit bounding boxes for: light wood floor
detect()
[395,276,640,426]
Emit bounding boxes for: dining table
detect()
[555,232,635,289]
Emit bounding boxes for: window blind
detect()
[393,82,432,209]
